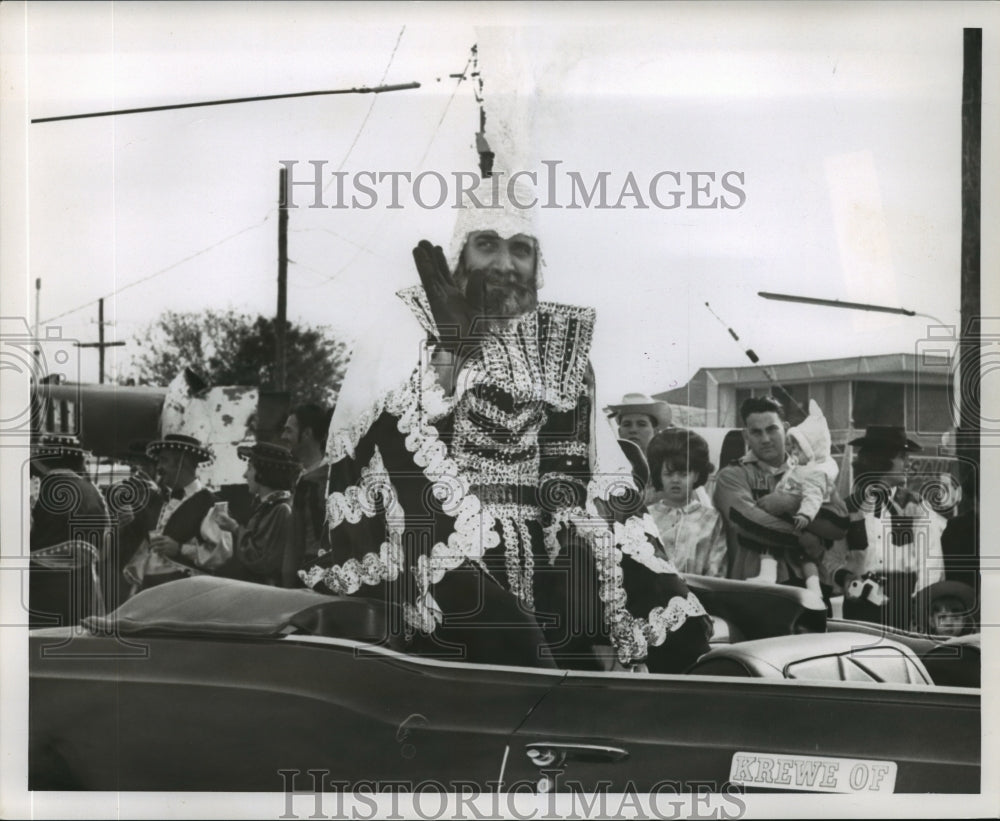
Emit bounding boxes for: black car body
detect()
[28,574,980,795]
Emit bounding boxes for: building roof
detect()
[655,352,951,404]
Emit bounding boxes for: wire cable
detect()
[316,47,474,285]
[41,215,271,324]
[326,25,407,183]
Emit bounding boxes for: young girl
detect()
[646,429,727,578]
[750,399,841,596]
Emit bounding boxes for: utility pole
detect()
[75,297,124,384]
[277,166,288,392]
[959,27,981,532]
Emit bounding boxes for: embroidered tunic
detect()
[301,289,711,670]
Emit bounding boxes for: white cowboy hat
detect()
[605,393,673,430]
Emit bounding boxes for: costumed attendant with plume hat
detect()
[29,434,112,627]
[122,434,232,595]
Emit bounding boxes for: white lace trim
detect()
[588,472,642,507]
[396,286,439,338]
[299,538,406,595]
[478,304,595,411]
[325,446,397,529]
[554,508,707,665]
[326,361,455,465]
[304,363,501,619]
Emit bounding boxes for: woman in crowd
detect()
[215,442,301,587]
[607,392,673,455]
[646,429,727,578]
[29,434,112,626]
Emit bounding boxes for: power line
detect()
[38,38,464,319]
[332,26,408,176]
[316,48,475,286]
[31,82,421,124]
[415,49,473,170]
[290,226,392,259]
[41,216,272,324]
[39,36,416,324]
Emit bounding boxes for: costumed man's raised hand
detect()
[413,240,485,384]
[412,240,477,340]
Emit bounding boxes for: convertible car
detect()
[28,574,980,794]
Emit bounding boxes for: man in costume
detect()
[301,179,712,673]
[29,434,112,627]
[123,434,232,594]
[832,426,946,631]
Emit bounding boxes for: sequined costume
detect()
[300,287,712,672]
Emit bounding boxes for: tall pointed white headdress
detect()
[448,29,546,286]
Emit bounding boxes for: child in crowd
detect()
[646,429,727,578]
[749,399,839,595]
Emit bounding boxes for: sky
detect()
[9,1,995,406]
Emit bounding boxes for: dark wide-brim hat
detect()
[917,580,977,613]
[33,433,90,460]
[146,433,213,463]
[237,441,301,473]
[848,426,922,453]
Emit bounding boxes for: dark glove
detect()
[412,240,478,346]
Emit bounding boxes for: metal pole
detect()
[277,167,288,392]
[34,278,41,361]
[98,298,105,384]
[31,82,422,124]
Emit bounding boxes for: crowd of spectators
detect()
[29,384,976,642]
[606,390,975,637]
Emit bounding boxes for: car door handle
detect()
[525,742,630,767]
